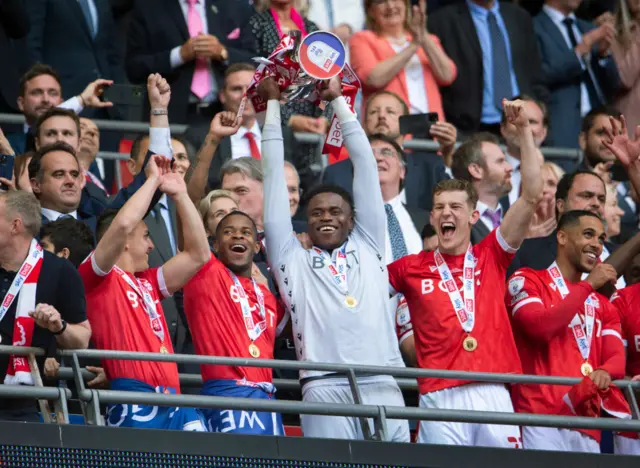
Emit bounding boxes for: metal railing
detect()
[1,345,638,443]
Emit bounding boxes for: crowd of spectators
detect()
[1,0,640,456]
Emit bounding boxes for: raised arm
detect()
[320,80,386,250]
[258,78,297,260]
[93,156,170,273]
[157,171,211,294]
[500,99,544,250]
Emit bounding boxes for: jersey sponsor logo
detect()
[18,263,32,277]
[508,276,525,296]
[396,304,410,326]
[310,250,359,269]
[138,279,153,292]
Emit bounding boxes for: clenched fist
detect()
[585,263,617,290]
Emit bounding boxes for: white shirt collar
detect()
[476,200,502,216]
[235,121,262,140]
[384,189,406,207]
[41,208,78,222]
[543,4,577,25]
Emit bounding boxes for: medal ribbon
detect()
[114,266,164,345]
[311,243,348,295]
[229,271,267,341]
[0,239,43,322]
[433,245,475,333]
[547,262,595,362]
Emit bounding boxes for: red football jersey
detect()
[611,284,640,377]
[78,253,179,390]
[506,267,625,439]
[183,256,287,383]
[388,230,522,394]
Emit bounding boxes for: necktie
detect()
[562,17,605,107]
[78,0,97,39]
[244,133,261,160]
[152,204,174,256]
[483,208,502,229]
[187,0,211,100]
[385,204,408,261]
[324,0,335,28]
[57,214,74,221]
[488,12,513,110]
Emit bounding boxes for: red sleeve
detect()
[599,299,626,379]
[610,290,629,337]
[508,271,595,342]
[77,251,111,293]
[480,228,516,272]
[395,295,413,344]
[388,255,410,295]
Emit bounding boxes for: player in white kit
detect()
[259,77,409,442]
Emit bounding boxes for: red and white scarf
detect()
[3,239,44,385]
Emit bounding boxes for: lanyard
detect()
[0,239,43,322]
[229,271,267,341]
[114,266,164,344]
[433,245,475,333]
[311,243,348,295]
[547,262,596,362]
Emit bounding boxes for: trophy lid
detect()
[298,31,346,80]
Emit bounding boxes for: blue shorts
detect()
[106,378,206,431]
[201,379,284,435]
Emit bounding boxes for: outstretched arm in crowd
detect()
[93,156,171,274]
[259,78,297,259]
[499,99,544,250]
[159,170,211,294]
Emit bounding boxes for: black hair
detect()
[40,218,95,268]
[581,106,621,134]
[33,107,80,141]
[303,184,355,214]
[421,223,436,239]
[556,170,605,203]
[28,141,79,180]
[96,208,120,243]
[214,211,258,240]
[557,210,603,231]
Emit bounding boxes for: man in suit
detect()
[534,0,619,148]
[322,90,450,213]
[126,0,255,126]
[0,0,29,115]
[5,64,113,156]
[29,74,175,235]
[451,132,514,244]
[78,117,109,202]
[499,94,549,207]
[508,170,623,289]
[372,134,427,265]
[428,0,548,135]
[24,0,125,104]
[184,63,316,193]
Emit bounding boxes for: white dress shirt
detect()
[306,0,365,32]
[41,208,78,222]
[230,121,262,160]
[390,42,429,114]
[543,5,591,117]
[153,194,177,255]
[169,0,218,102]
[476,199,503,233]
[505,152,521,206]
[383,191,423,266]
[79,0,98,36]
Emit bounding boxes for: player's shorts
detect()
[418,383,521,448]
[106,378,206,431]
[201,379,284,435]
[522,426,599,452]
[300,376,409,442]
[614,433,640,455]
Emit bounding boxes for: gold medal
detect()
[344,296,358,308]
[249,343,261,358]
[160,345,169,354]
[580,361,593,376]
[462,335,478,352]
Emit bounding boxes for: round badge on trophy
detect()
[298,31,346,80]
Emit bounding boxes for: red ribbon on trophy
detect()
[236,30,361,159]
